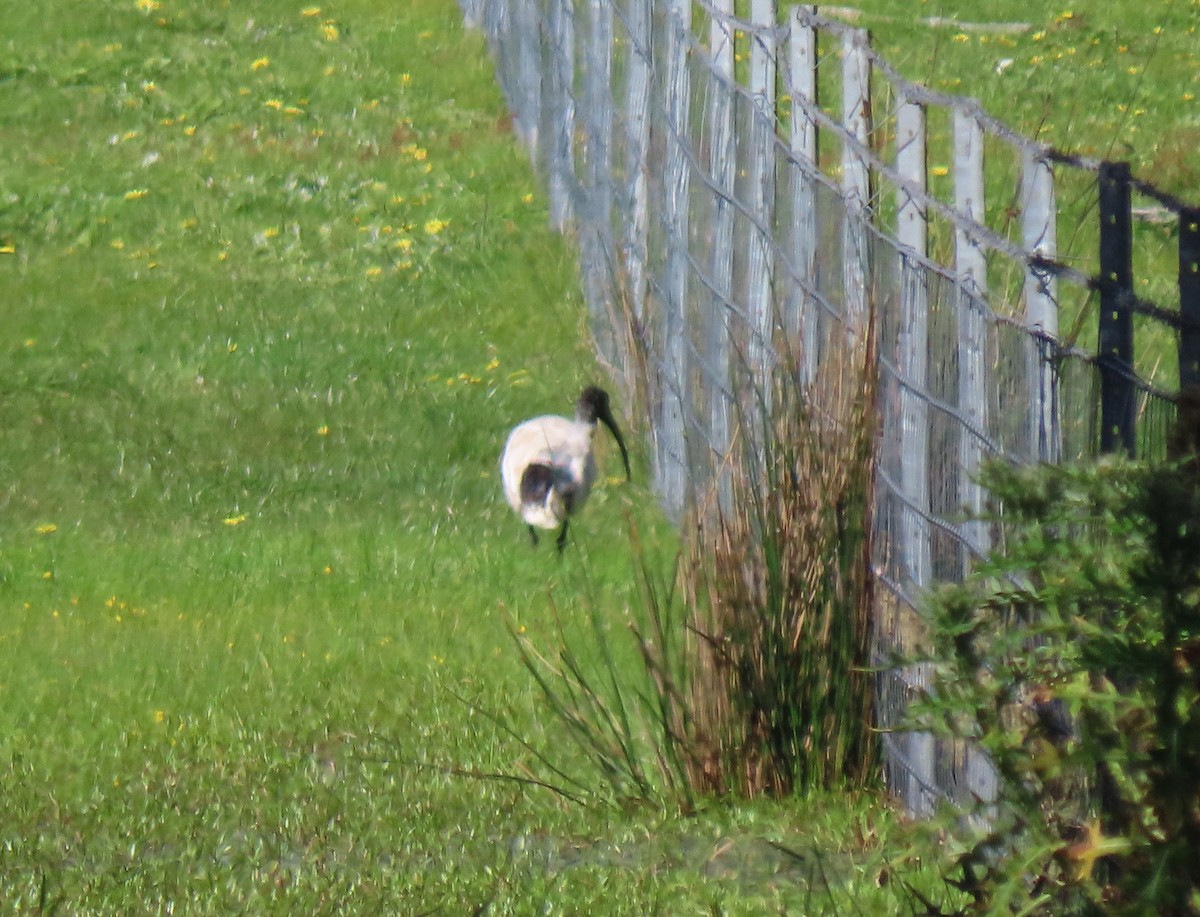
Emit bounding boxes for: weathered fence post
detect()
[1021,147,1059,462]
[1098,161,1136,456]
[1178,208,1200,391]
[657,2,693,514]
[514,0,542,162]
[579,0,616,364]
[953,106,989,564]
[623,0,651,322]
[894,87,937,817]
[789,6,819,384]
[546,0,575,231]
[841,27,871,335]
[748,0,778,393]
[708,0,736,512]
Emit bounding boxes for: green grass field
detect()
[1,0,1193,911]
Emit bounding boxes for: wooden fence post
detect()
[1021,147,1059,462]
[748,0,778,392]
[658,3,693,514]
[789,6,819,384]
[708,0,736,512]
[1179,207,1200,391]
[514,0,542,162]
[546,0,575,231]
[894,88,937,817]
[623,0,651,323]
[1098,161,1136,456]
[841,28,871,335]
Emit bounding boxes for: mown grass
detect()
[0,0,939,912]
[3,0,1188,911]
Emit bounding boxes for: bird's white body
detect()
[501,415,597,530]
[500,386,630,553]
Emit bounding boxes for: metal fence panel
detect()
[463,0,1189,815]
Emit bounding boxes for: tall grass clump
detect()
[516,318,879,807]
[688,332,879,797]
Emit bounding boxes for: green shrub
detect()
[912,454,1200,913]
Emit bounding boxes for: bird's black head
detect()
[575,386,611,425]
[575,386,632,482]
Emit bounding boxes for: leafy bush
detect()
[912,454,1200,913]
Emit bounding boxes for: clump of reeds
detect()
[683,327,879,796]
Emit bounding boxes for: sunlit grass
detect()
[0,0,931,911]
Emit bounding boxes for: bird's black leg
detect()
[527,525,539,548]
[555,521,569,555]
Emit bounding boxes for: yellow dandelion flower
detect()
[424,218,447,235]
[930,166,950,177]
[122,130,139,141]
[401,73,413,86]
[0,244,15,255]
[486,357,501,371]
[223,513,247,526]
[261,226,279,239]
[366,266,383,278]
[35,523,58,535]
[111,240,126,250]
[154,710,166,724]
[302,5,321,16]
[125,188,149,201]
[521,193,534,204]
[323,565,333,575]
[251,56,270,71]
[42,570,53,581]
[24,338,35,346]
[953,33,970,43]
[264,98,284,110]
[142,80,156,92]
[321,21,339,41]
[284,106,304,116]
[136,0,161,11]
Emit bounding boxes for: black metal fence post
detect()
[1098,161,1136,455]
[1179,207,1200,392]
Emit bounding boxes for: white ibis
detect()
[500,386,632,553]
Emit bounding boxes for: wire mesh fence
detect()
[460,0,1197,815]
